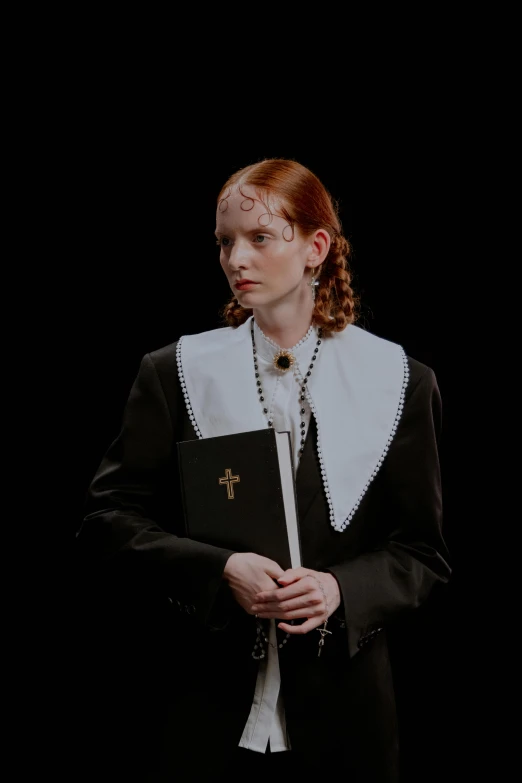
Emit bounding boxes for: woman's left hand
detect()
[251,567,341,635]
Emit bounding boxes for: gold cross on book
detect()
[218,468,240,500]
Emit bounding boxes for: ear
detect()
[305,229,331,269]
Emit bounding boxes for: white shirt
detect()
[238,322,317,753]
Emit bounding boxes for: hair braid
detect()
[313,233,360,334]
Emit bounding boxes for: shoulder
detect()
[146,326,228,361]
[148,340,178,366]
[405,356,438,401]
[143,324,239,377]
[406,354,436,382]
[336,323,404,359]
[343,325,436,383]
[335,324,439,404]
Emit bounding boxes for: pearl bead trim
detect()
[176,336,203,440]
[257,323,314,353]
[317,346,410,532]
[176,336,410,533]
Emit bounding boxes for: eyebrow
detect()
[214,225,277,237]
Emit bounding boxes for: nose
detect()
[226,240,251,272]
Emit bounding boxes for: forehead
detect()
[215,185,283,232]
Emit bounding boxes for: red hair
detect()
[218,158,359,334]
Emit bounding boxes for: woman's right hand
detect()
[223,553,284,615]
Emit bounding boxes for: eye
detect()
[253,235,266,244]
[216,237,231,247]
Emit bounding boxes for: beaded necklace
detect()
[250,319,323,659]
[251,320,323,456]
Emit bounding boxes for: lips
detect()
[234,279,259,290]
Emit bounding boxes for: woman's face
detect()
[216,185,315,312]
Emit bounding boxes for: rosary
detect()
[250,320,333,659]
[316,620,332,657]
[309,573,332,657]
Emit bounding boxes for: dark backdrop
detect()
[73,132,470,782]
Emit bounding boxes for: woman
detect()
[76,158,451,782]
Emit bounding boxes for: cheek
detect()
[272,257,300,283]
[264,250,289,275]
[270,246,301,271]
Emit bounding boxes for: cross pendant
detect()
[316,621,332,657]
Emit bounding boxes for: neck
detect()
[252,305,314,349]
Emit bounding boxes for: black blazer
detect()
[75,341,451,783]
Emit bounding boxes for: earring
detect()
[310,272,319,300]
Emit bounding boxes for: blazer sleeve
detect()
[76,351,236,628]
[328,363,451,657]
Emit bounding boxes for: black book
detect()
[177,428,302,570]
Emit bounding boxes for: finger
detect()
[278,616,323,634]
[265,564,285,580]
[254,590,281,604]
[255,581,317,603]
[276,567,310,586]
[255,608,313,620]
[252,593,322,615]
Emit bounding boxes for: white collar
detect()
[176,316,408,532]
[253,319,316,365]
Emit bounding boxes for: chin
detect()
[235,290,261,303]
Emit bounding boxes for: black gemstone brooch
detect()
[273,349,296,373]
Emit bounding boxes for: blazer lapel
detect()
[295,416,322,534]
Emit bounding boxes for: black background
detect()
[69,72,485,779]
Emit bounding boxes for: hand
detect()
[223,552,285,616]
[251,567,341,635]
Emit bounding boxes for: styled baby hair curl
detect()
[218,158,359,334]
